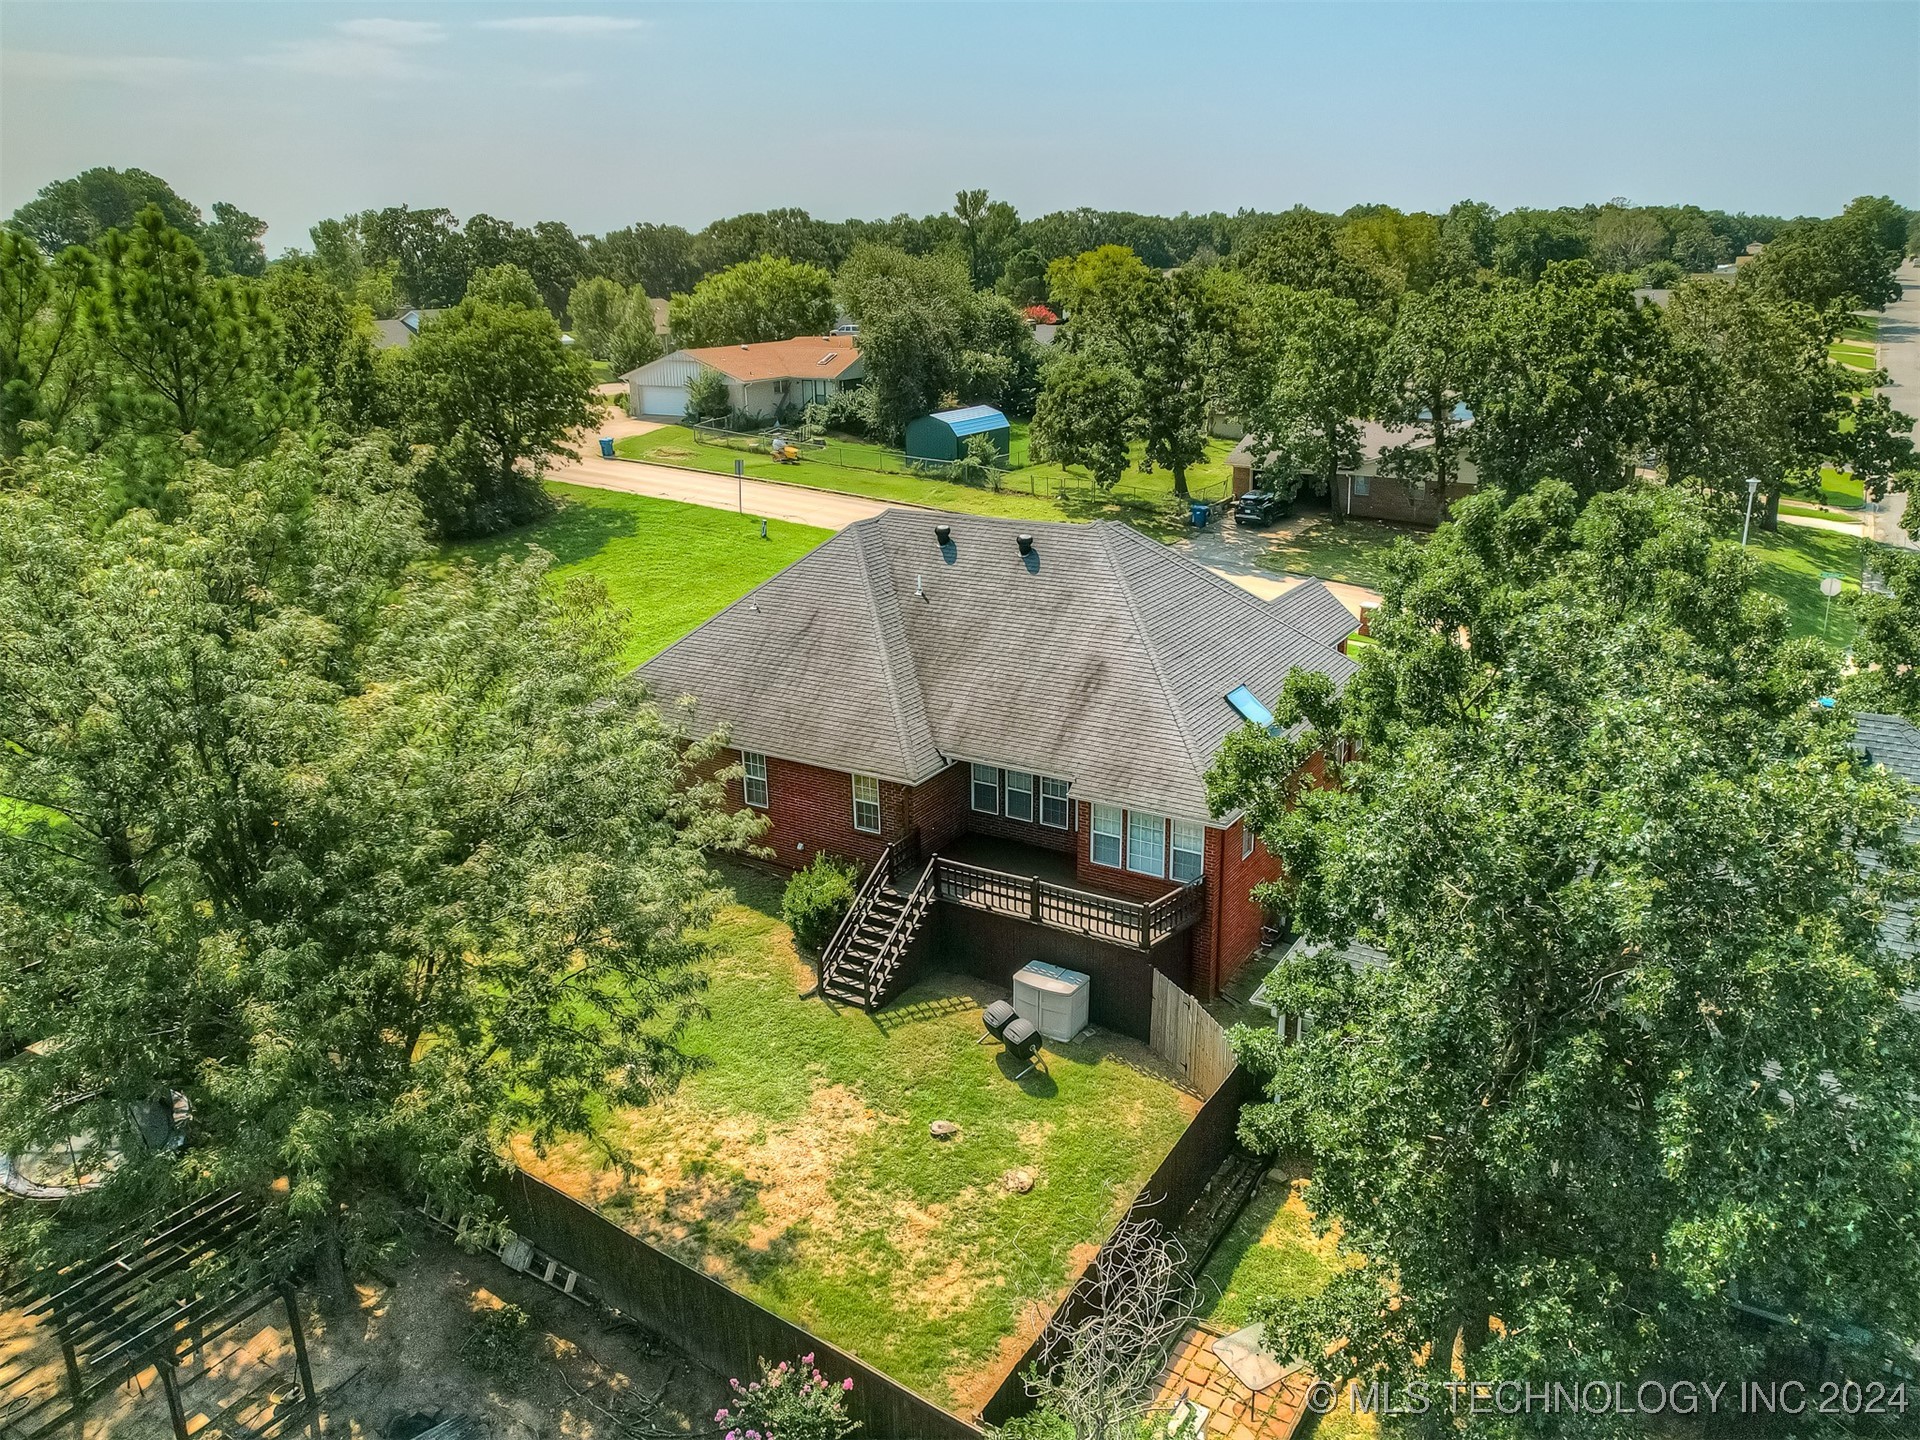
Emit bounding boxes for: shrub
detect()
[715,1354,858,1440]
[685,366,732,423]
[782,854,863,953]
[460,1302,533,1383]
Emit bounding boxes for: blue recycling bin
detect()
[598,437,614,458]
[1190,500,1209,529]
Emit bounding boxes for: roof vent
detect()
[935,523,952,546]
[1017,533,1034,555]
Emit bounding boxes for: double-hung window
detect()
[1170,820,1205,883]
[1040,777,1070,829]
[1090,805,1123,868]
[1241,823,1256,861]
[741,751,769,809]
[971,763,1000,814]
[1004,770,1034,822]
[851,774,881,834]
[1127,811,1167,878]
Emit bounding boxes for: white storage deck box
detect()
[1011,961,1091,1043]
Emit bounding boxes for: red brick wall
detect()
[1071,802,1182,902]
[907,762,970,855]
[1335,475,1475,528]
[724,750,906,870]
[1211,818,1282,994]
[961,767,1077,854]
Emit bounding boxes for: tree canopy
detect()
[1209,483,1920,1426]
[666,255,837,349]
[0,440,756,1282]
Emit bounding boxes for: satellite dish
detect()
[1819,573,1844,598]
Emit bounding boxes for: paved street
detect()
[1867,261,1920,549]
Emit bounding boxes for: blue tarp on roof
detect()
[929,405,1010,437]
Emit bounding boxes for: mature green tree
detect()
[1660,279,1861,527]
[1590,203,1669,274]
[1238,209,1394,310]
[996,247,1051,308]
[1744,212,1904,312]
[198,202,269,278]
[1462,261,1671,498]
[585,222,700,298]
[357,205,470,309]
[1339,207,1456,292]
[1029,343,1138,490]
[386,283,599,536]
[7,167,203,253]
[1209,484,1920,1432]
[1372,282,1481,492]
[1437,199,1497,276]
[464,261,545,311]
[568,275,662,376]
[0,231,95,456]
[1846,549,1920,720]
[952,189,1021,289]
[0,441,756,1286]
[688,208,847,276]
[1047,244,1156,344]
[1237,286,1385,512]
[1134,268,1234,499]
[1490,207,1590,280]
[261,264,378,432]
[839,245,971,439]
[666,255,836,349]
[86,208,310,468]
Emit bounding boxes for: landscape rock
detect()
[1002,1168,1035,1194]
[929,1120,960,1140]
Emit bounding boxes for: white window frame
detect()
[1241,823,1256,861]
[1090,804,1123,869]
[1040,776,1070,830]
[1352,474,1371,498]
[851,774,881,835]
[741,751,769,809]
[1127,811,1167,879]
[970,763,999,815]
[1170,820,1205,883]
[1004,770,1034,822]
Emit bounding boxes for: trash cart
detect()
[598,437,614,458]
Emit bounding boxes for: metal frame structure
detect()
[0,1192,310,1440]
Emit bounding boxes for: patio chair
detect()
[977,999,1017,1045]
[1000,1016,1044,1080]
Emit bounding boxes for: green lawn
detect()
[517,865,1196,1407]
[615,424,1240,540]
[1746,522,1881,644]
[1257,517,1417,591]
[449,483,830,666]
[1840,315,1880,344]
[1829,341,1877,372]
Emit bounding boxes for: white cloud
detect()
[249,19,447,81]
[2,49,211,87]
[476,15,648,36]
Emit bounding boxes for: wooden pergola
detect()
[0,1192,313,1440]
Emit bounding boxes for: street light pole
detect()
[1741,476,1761,548]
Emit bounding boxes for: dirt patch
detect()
[945,1236,1107,1414]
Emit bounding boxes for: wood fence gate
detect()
[1149,971,1236,1098]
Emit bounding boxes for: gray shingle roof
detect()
[1855,713,1920,999]
[640,510,1357,820]
[1270,578,1360,651]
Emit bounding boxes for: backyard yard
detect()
[615,423,1240,539]
[511,865,1199,1411]
[448,483,830,666]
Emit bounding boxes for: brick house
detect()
[1229,415,1479,528]
[640,511,1357,1037]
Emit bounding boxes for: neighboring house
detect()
[640,509,1358,1035]
[621,336,864,420]
[1856,712,1920,1010]
[904,405,1011,463]
[1270,578,1361,654]
[1228,414,1479,526]
[370,307,440,350]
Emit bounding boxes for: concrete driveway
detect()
[1867,262,1920,549]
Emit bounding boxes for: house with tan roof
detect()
[621,334,864,420]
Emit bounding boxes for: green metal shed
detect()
[903,405,1011,463]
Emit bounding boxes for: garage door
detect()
[637,384,689,418]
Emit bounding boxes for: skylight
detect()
[1226,686,1274,728]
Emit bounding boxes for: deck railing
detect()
[932,856,1203,950]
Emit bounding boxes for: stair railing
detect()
[819,841,896,991]
[862,860,939,1008]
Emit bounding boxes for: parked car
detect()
[1233,489,1285,526]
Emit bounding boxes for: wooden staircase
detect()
[819,842,936,1010]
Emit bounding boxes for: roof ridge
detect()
[1112,523,1339,659]
[849,518,939,780]
[1098,523,1214,785]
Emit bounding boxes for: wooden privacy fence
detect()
[977,1064,1265,1427]
[485,1171,982,1440]
[1150,969,1237,1097]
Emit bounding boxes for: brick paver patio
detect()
[1150,1323,1314,1440]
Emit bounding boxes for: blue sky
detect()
[3,2,1914,251]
